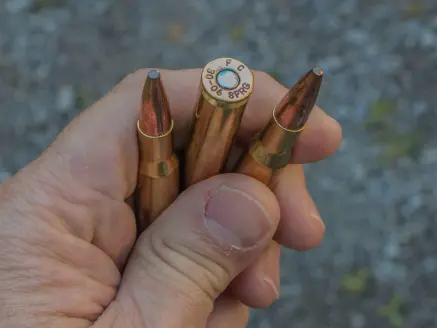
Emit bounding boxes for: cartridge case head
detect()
[200,57,254,109]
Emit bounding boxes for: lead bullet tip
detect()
[312,66,324,76]
[139,70,172,136]
[274,67,323,131]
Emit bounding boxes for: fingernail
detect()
[326,115,341,130]
[204,185,273,250]
[263,277,280,300]
[263,243,280,299]
[311,214,325,232]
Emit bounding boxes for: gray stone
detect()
[1,0,436,327]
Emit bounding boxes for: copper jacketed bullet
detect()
[185,57,254,187]
[235,67,323,186]
[135,70,179,233]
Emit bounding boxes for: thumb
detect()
[97,174,280,328]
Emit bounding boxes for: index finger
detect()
[44,68,341,200]
[118,68,342,163]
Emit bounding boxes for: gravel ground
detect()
[1,0,437,327]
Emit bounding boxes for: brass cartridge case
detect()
[135,70,179,233]
[236,67,323,186]
[136,121,179,232]
[185,57,254,187]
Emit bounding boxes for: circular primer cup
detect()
[201,57,254,109]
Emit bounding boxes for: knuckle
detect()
[116,69,151,90]
[115,68,170,93]
[240,305,250,326]
[254,70,276,84]
[129,68,152,80]
[144,229,231,303]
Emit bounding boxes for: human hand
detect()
[0,69,342,328]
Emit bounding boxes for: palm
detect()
[0,68,341,328]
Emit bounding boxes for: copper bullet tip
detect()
[139,70,172,136]
[274,67,323,131]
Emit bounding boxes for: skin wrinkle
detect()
[18,157,132,251]
[96,300,138,328]
[78,95,138,197]
[161,236,231,299]
[13,286,108,321]
[0,214,68,262]
[12,140,137,269]
[148,231,218,304]
[0,222,119,292]
[119,244,212,328]
[0,180,120,324]
[0,205,88,272]
[0,267,111,324]
[0,179,50,229]
[115,292,153,328]
[0,68,342,327]
[0,237,118,324]
[207,297,249,328]
[48,150,124,201]
[41,121,132,202]
[89,199,136,269]
[130,236,191,292]
[50,309,99,328]
[1,165,95,242]
[46,289,109,321]
[33,188,96,243]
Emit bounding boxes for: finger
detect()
[94,174,280,328]
[224,166,324,307]
[207,296,249,328]
[291,107,343,163]
[228,106,342,166]
[41,68,341,201]
[236,71,342,163]
[229,241,281,308]
[108,68,341,160]
[164,69,342,162]
[272,165,326,250]
[33,68,336,271]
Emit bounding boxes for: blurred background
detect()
[1,0,437,327]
